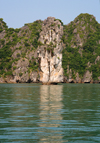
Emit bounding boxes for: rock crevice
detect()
[37,17,63,84]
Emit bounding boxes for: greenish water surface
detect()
[0,83,100,143]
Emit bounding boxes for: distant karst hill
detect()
[0,13,100,83]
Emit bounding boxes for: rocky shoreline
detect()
[0,76,100,84]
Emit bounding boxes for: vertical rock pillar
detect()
[37,17,63,84]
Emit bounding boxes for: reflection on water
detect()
[38,85,63,142]
[0,83,100,142]
[62,84,100,142]
[0,84,41,142]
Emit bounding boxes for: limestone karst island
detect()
[0,13,100,84]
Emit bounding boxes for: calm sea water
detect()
[0,83,100,143]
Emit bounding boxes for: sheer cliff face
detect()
[37,17,63,83]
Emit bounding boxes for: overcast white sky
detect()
[0,0,100,28]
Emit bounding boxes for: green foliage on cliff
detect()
[0,14,100,81]
[54,19,63,26]
[89,61,100,80]
[62,47,87,77]
[0,41,12,75]
[29,60,39,72]
[0,19,42,77]
[62,13,100,80]
[0,18,8,32]
[28,20,42,39]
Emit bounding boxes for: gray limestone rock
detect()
[12,58,29,83]
[37,17,63,84]
[95,56,100,64]
[75,72,81,83]
[0,77,5,83]
[12,50,22,59]
[30,71,38,82]
[82,70,92,83]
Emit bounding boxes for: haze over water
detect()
[0,83,100,143]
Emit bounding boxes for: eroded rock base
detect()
[42,82,58,85]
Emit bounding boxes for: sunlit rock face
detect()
[37,17,63,84]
